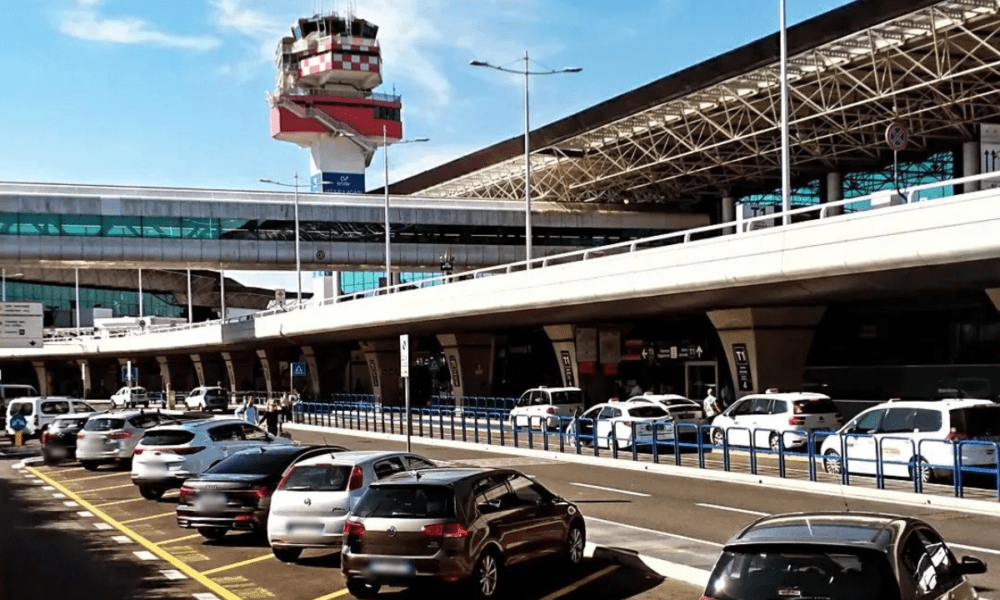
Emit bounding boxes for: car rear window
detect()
[84,418,126,432]
[951,406,1000,440]
[705,546,899,600]
[41,401,71,415]
[793,398,838,414]
[627,405,669,418]
[278,465,352,491]
[10,402,33,416]
[140,429,196,446]
[552,391,583,405]
[354,485,453,519]
[206,451,298,475]
[54,417,88,429]
[3,387,36,399]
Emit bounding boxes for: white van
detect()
[6,397,98,438]
[0,384,39,429]
[509,386,585,430]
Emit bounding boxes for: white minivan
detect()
[711,392,842,451]
[6,397,97,438]
[508,386,585,430]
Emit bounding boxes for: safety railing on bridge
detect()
[290,402,1000,502]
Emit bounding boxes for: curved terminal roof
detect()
[390,0,998,206]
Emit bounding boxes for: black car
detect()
[41,412,102,464]
[702,511,987,600]
[176,444,348,540]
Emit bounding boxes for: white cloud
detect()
[58,3,220,50]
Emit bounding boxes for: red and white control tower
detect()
[268,13,402,193]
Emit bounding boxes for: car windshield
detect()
[705,546,900,600]
[552,391,583,404]
[84,418,126,432]
[73,402,97,413]
[278,465,352,491]
[206,451,297,475]
[354,485,452,518]
[951,406,1000,440]
[793,398,838,414]
[626,405,669,418]
[141,429,195,446]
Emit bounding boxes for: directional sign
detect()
[399,335,410,378]
[732,343,754,392]
[120,366,138,384]
[885,121,909,151]
[8,413,26,432]
[0,303,43,348]
[291,362,307,378]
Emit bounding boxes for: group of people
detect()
[235,392,297,435]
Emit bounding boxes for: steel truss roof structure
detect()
[393,0,1000,205]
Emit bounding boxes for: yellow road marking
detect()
[62,472,129,483]
[94,497,146,508]
[200,554,274,576]
[120,511,175,525]
[156,533,201,546]
[35,466,85,473]
[78,483,134,494]
[538,565,620,600]
[26,465,244,600]
[308,590,350,600]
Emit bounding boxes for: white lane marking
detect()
[570,482,651,497]
[77,511,94,518]
[193,594,220,600]
[638,553,711,588]
[52,493,66,499]
[538,565,619,600]
[585,516,724,547]
[63,501,79,507]
[12,462,24,469]
[112,535,133,544]
[160,570,187,580]
[133,551,158,561]
[24,474,37,479]
[94,523,113,530]
[949,543,1000,555]
[42,486,54,491]
[696,502,769,517]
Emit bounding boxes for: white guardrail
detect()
[40,171,999,345]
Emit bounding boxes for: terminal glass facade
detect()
[3,282,183,318]
[339,271,443,294]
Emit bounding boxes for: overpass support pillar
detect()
[299,346,322,400]
[359,341,401,405]
[221,351,255,396]
[544,325,580,389]
[436,334,495,409]
[708,307,826,399]
[157,356,190,409]
[254,350,279,398]
[824,172,844,217]
[31,361,52,397]
[987,289,1000,312]
[189,354,207,388]
[76,360,91,399]
[963,141,981,194]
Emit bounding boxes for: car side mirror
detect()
[960,556,987,575]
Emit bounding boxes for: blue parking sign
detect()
[291,362,307,378]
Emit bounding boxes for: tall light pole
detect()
[382,127,429,290]
[260,175,303,303]
[779,0,791,225]
[471,53,581,264]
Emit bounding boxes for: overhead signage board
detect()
[0,303,43,348]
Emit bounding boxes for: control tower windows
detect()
[374,106,401,121]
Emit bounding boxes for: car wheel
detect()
[823,450,842,475]
[768,433,781,452]
[910,456,935,484]
[271,547,302,563]
[566,522,585,566]
[711,428,725,447]
[199,401,206,412]
[80,460,99,471]
[345,578,381,599]
[471,550,503,599]
[138,485,164,500]
[198,527,228,541]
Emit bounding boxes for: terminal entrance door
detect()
[685,361,718,401]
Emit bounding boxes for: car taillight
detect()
[251,486,271,499]
[41,433,50,443]
[421,523,469,539]
[343,521,366,536]
[134,448,144,455]
[275,466,296,491]
[107,431,132,440]
[947,428,967,442]
[347,465,364,491]
[546,407,555,414]
[179,486,195,499]
[76,433,86,440]
[699,597,718,600]
[164,446,206,455]
[789,416,806,426]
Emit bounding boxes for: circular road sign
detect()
[885,121,909,151]
[8,414,27,432]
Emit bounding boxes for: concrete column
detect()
[300,346,322,400]
[708,307,827,399]
[76,359,91,399]
[987,289,1000,313]
[721,196,736,234]
[359,340,401,405]
[189,354,206,388]
[157,355,191,409]
[963,141,982,193]
[31,361,52,396]
[824,172,844,217]
[314,272,341,303]
[544,325,580,389]
[436,334,495,409]
[255,349,278,398]
[222,351,256,395]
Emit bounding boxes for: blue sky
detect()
[2,0,853,289]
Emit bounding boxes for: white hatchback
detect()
[77,410,179,470]
[111,386,150,409]
[711,392,842,451]
[626,394,707,430]
[820,398,1000,483]
[508,387,585,430]
[131,418,294,500]
[267,450,437,562]
[566,401,675,449]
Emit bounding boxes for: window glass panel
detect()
[142,217,183,238]
[61,215,102,236]
[18,213,60,235]
[855,410,884,432]
[879,409,915,433]
[102,216,141,237]
[0,213,17,235]
[182,218,218,239]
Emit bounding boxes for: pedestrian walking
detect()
[262,396,280,436]
[703,386,722,423]
[236,396,258,425]
[280,393,294,427]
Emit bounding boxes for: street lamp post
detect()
[779,0,791,225]
[260,175,303,304]
[471,53,581,264]
[382,128,429,291]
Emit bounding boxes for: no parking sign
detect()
[885,121,909,151]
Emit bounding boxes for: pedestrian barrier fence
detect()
[292,402,1000,502]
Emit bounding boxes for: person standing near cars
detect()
[703,386,722,423]
[236,397,258,424]
[262,396,281,436]
[280,393,294,428]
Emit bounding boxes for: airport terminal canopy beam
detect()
[392,0,999,205]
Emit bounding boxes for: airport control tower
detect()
[268,13,401,193]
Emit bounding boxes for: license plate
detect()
[48,446,67,457]
[369,560,413,576]
[290,522,324,533]
[196,494,227,511]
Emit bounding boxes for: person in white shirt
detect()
[703,386,722,422]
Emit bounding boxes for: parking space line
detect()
[307,590,350,600]
[78,483,135,494]
[61,472,129,483]
[538,565,619,600]
[94,497,145,508]
[199,554,274,576]
[695,503,769,517]
[570,482,651,497]
[156,533,202,546]
[24,465,244,600]
[120,511,176,525]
